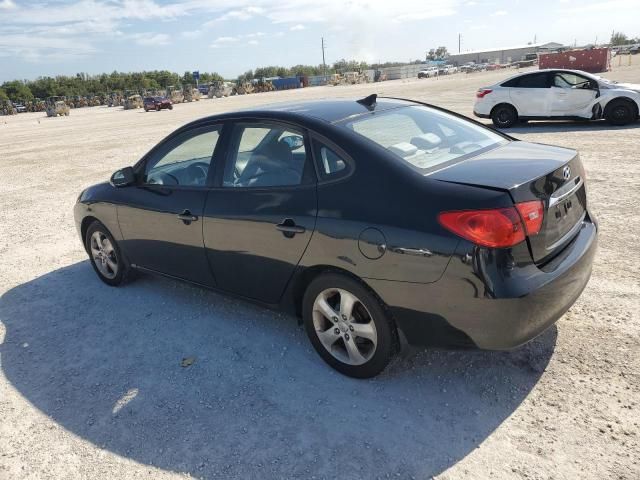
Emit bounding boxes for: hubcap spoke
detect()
[317,327,339,350]
[314,296,338,321]
[350,322,376,341]
[339,290,356,320]
[343,336,366,364]
[106,257,117,272]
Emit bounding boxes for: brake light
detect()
[439,208,525,248]
[476,88,493,98]
[515,200,544,236]
[439,201,545,248]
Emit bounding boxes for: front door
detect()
[550,71,598,117]
[203,122,317,303]
[117,125,222,286]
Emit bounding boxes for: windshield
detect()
[341,105,507,172]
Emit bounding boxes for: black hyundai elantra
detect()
[74,95,597,378]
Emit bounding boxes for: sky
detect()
[0,0,639,82]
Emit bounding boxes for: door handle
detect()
[177,209,198,223]
[276,218,305,237]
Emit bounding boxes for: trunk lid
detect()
[431,141,587,263]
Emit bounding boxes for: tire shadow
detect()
[0,262,556,479]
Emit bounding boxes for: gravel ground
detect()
[0,65,639,480]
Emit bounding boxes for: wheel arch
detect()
[80,216,100,252]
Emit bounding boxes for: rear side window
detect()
[503,73,549,88]
[313,140,349,179]
[341,105,505,172]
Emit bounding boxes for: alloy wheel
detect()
[90,231,118,279]
[312,288,378,366]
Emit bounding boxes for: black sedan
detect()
[74,95,597,378]
[143,96,173,112]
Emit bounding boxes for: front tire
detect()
[302,273,395,378]
[85,221,130,286]
[605,99,636,126]
[491,104,518,128]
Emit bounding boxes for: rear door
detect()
[550,71,598,117]
[203,121,317,303]
[117,124,222,286]
[507,72,552,116]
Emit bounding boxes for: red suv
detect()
[143,97,173,112]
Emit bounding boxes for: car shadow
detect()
[496,119,640,134]
[0,262,557,478]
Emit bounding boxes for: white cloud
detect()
[247,39,259,45]
[0,0,16,9]
[211,6,265,22]
[213,36,238,43]
[246,32,265,38]
[492,10,508,16]
[182,30,202,38]
[290,24,305,31]
[131,32,171,46]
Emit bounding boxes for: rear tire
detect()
[605,99,636,126]
[491,104,518,128]
[302,273,395,378]
[85,221,131,287]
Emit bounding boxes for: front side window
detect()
[553,72,593,89]
[144,127,220,186]
[224,124,307,188]
[341,106,506,172]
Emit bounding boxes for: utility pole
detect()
[321,37,327,76]
[534,34,537,44]
[458,33,461,53]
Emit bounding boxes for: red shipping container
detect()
[538,48,610,73]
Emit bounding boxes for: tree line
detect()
[1,58,425,103]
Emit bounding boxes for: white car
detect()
[418,66,439,79]
[473,69,640,128]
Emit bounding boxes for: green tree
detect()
[0,88,8,101]
[1,80,33,102]
[610,31,629,46]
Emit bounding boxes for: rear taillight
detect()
[439,201,545,248]
[515,200,544,236]
[476,88,493,98]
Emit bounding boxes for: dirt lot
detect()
[1,65,639,480]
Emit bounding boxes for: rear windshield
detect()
[341,105,506,172]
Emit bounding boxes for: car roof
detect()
[232,97,417,124]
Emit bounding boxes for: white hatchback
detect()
[473,69,640,128]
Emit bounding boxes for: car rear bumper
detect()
[367,213,597,350]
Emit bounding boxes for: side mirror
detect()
[110,166,135,187]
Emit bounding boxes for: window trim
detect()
[220,120,316,190]
[502,72,550,89]
[309,132,355,184]
[136,123,224,189]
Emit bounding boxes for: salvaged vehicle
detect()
[167,86,185,104]
[75,95,597,378]
[108,93,123,107]
[46,97,70,117]
[418,66,439,78]
[207,81,234,98]
[474,68,640,127]
[183,85,201,102]
[253,78,275,93]
[143,96,173,112]
[123,94,143,110]
[13,103,27,113]
[235,81,255,95]
[1,100,17,115]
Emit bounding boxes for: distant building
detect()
[448,42,564,65]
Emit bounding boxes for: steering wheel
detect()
[148,171,179,185]
[184,162,209,185]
